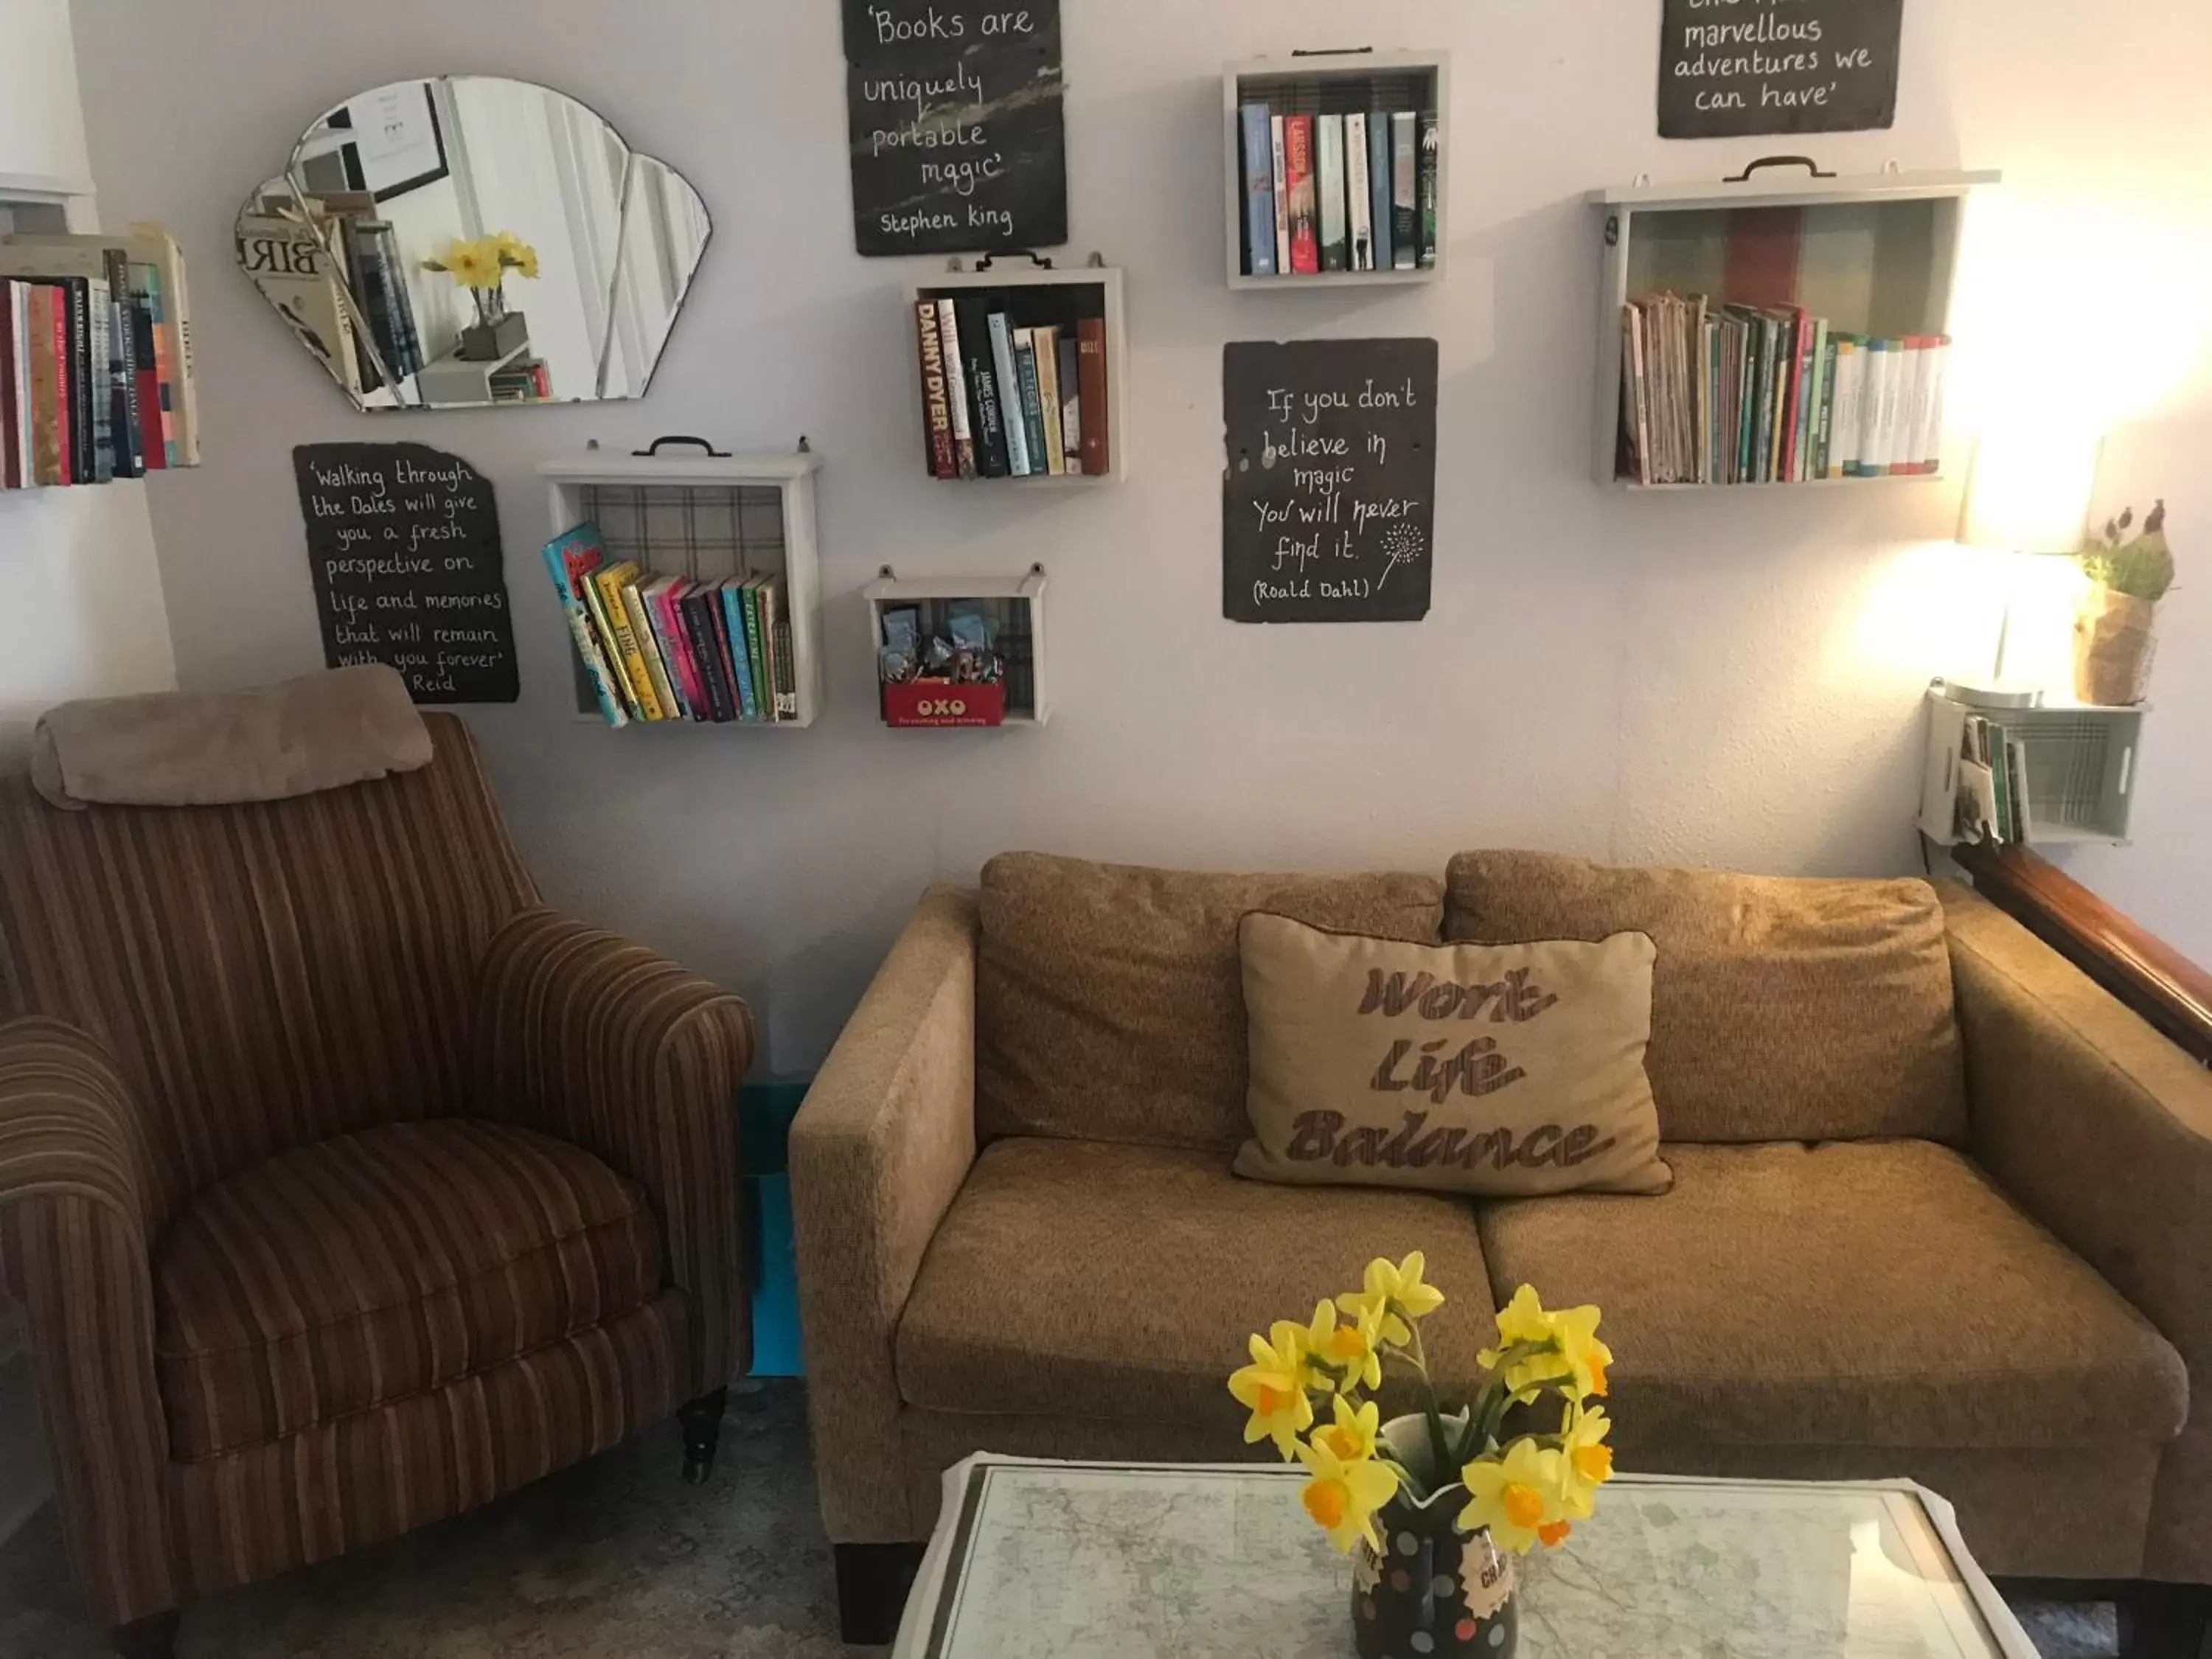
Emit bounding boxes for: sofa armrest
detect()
[790,885,979,1542]
[1941,883,2212,1580]
[473,909,757,1397]
[0,1018,177,1625]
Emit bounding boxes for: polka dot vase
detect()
[1352,1416,1518,1659]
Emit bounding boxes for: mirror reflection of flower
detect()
[422,232,540,328]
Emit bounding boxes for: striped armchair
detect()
[0,714,754,1658]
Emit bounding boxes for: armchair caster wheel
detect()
[677,1386,728,1485]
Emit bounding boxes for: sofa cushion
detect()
[1443,852,1966,1143]
[1234,914,1672,1197]
[1475,1141,2188,1451]
[976,853,1443,1150]
[896,1138,1498,1425]
[155,1119,663,1459]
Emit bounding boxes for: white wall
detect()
[64,0,2212,1068]
[0,0,175,757]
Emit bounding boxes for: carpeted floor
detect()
[0,1382,2118,1656]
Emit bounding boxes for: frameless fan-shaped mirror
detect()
[235,77,709,411]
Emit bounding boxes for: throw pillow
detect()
[1234,913,1672,1198]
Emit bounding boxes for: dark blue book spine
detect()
[1240,102,1276,276]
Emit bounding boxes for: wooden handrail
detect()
[1950,841,2212,1065]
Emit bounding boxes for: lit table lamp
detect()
[1950,429,2101,709]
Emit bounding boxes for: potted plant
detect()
[1228,1254,1618,1659]
[2076,501,2176,705]
[424,232,539,361]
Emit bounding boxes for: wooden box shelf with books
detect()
[910,260,1127,485]
[1,189,201,489]
[1592,161,1998,490]
[540,440,824,728]
[1224,50,1447,288]
[865,566,1050,728]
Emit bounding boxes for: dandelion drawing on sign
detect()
[1377,521,1427,590]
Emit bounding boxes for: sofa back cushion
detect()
[977,853,1443,1149]
[1442,851,1966,1144]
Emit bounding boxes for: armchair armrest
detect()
[0,1018,176,1625]
[472,910,757,1399]
[1941,883,2212,1582]
[789,885,978,1542]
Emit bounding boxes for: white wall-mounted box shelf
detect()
[863,566,1050,728]
[910,260,1128,485]
[1222,49,1449,289]
[540,443,825,728]
[1917,685,2143,848]
[0,172,91,238]
[1590,164,2000,488]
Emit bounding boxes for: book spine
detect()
[1916,337,1951,474]
[0,282,18,489]
[132,223,199,466]
[1270,116,1292,277]
[1417,111,1441,268]
[1033,324,1066,475]
[706,586,745,720]
[594,568,666,721]
[1858,339,1893,477]
[915,300,956,479]
[59,279,88,482]
[681,591,736,722]
[742,581,771,720]
[1284,116,1318,274]
[987,313,1032,476]
[101,251,140,477]
[1390,114,1418,271]
[772,600,798,720]
[86,277,114,481]
[1367,113,1394,274]
[39,286,69,484]
[1812,325,1838,481]
[1240,102,1276,278]
[959,300,1009,477]
[574,559,635,714]
[721,585,760,721]
[1077,316,1110,479]
[1624,305,1650,486]
[1057,335,1082,476]
[1902,336,1936,476]
[541,538,627,727]
[1014,329,1048,472]
[936,299,976,479]
[637,585,693,720]
[1345,113,1372,272]
[656,584,708,720]
[1316,114,1348,273]
[1794,316,1820,481]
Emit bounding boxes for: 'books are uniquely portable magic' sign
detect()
[842,1,1068,257]
[293,442,518,704]
[1659,0,1905,139]
[1222,338,1440,625]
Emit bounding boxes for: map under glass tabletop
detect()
[893,1458,2039,1659]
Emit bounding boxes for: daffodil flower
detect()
[1228,1324,1315,1457]
[1558,1402,1615,1518]
[1337,1251,1447,1347]
[1316,1297,1385,1392]
[1479,1284,1611,1402]
[1297,1434,1400,1554]
[1314,1395,1385,1466]
[1459,1439,1573,1554]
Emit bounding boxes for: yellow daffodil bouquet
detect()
[1228,1253,1618,1560]
[422,232,540,327]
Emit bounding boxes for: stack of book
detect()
[543,524,799,728]
[915,297,1110,479]
[488,356,551,403]
[239,189,424,396]
[1952,714,2033,847]
[1619,293,1950,487]
[1237,102,1439,277]
[0,223,198,488]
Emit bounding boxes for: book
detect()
[1270,116,1292,277]
[1910,335,1950,475]
[1417,111,1441,268]
[0,281,23,487]
[1346,113,1373,273]
[540,526,629,727]
[765,574,798,719]
[1012,327,1048,473]
[740,575,771,722]
[1240,102,1277,277]
[956,299,1009,477]
[101,249,142,477]
[1316,114,1349,273]
[914,299,955,479]
[936,299,976,479]
[26,283,66,485]
[1057,334,1082,476]
[622,574,683,721]
[1032,323,1067,475]
[591,562,666,721]
[1810,325,1838,481]
[1367,112,1394,274]
[681,585,737,723]
[987,312,1032,477]
[643,575,702,720]
[1854,338,1893,477]
[2005,734,2031,848]
[127,223,197,465]
[1826,335,1859,479]
[1390,114,1419,271]
[1623,305,1651,486]
[1077,316,1111,479]
[1284,116,1318,274]
[703,581,745,722]
[719,579,761,721]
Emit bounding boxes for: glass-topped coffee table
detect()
[894,1457,2037,1658]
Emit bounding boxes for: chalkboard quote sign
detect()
[1660,0,1904,139]
[293,443,518,703]
[842,0,1066,257]
[1223,338,1439,625]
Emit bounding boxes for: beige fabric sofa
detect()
[790,852,2211,1641]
